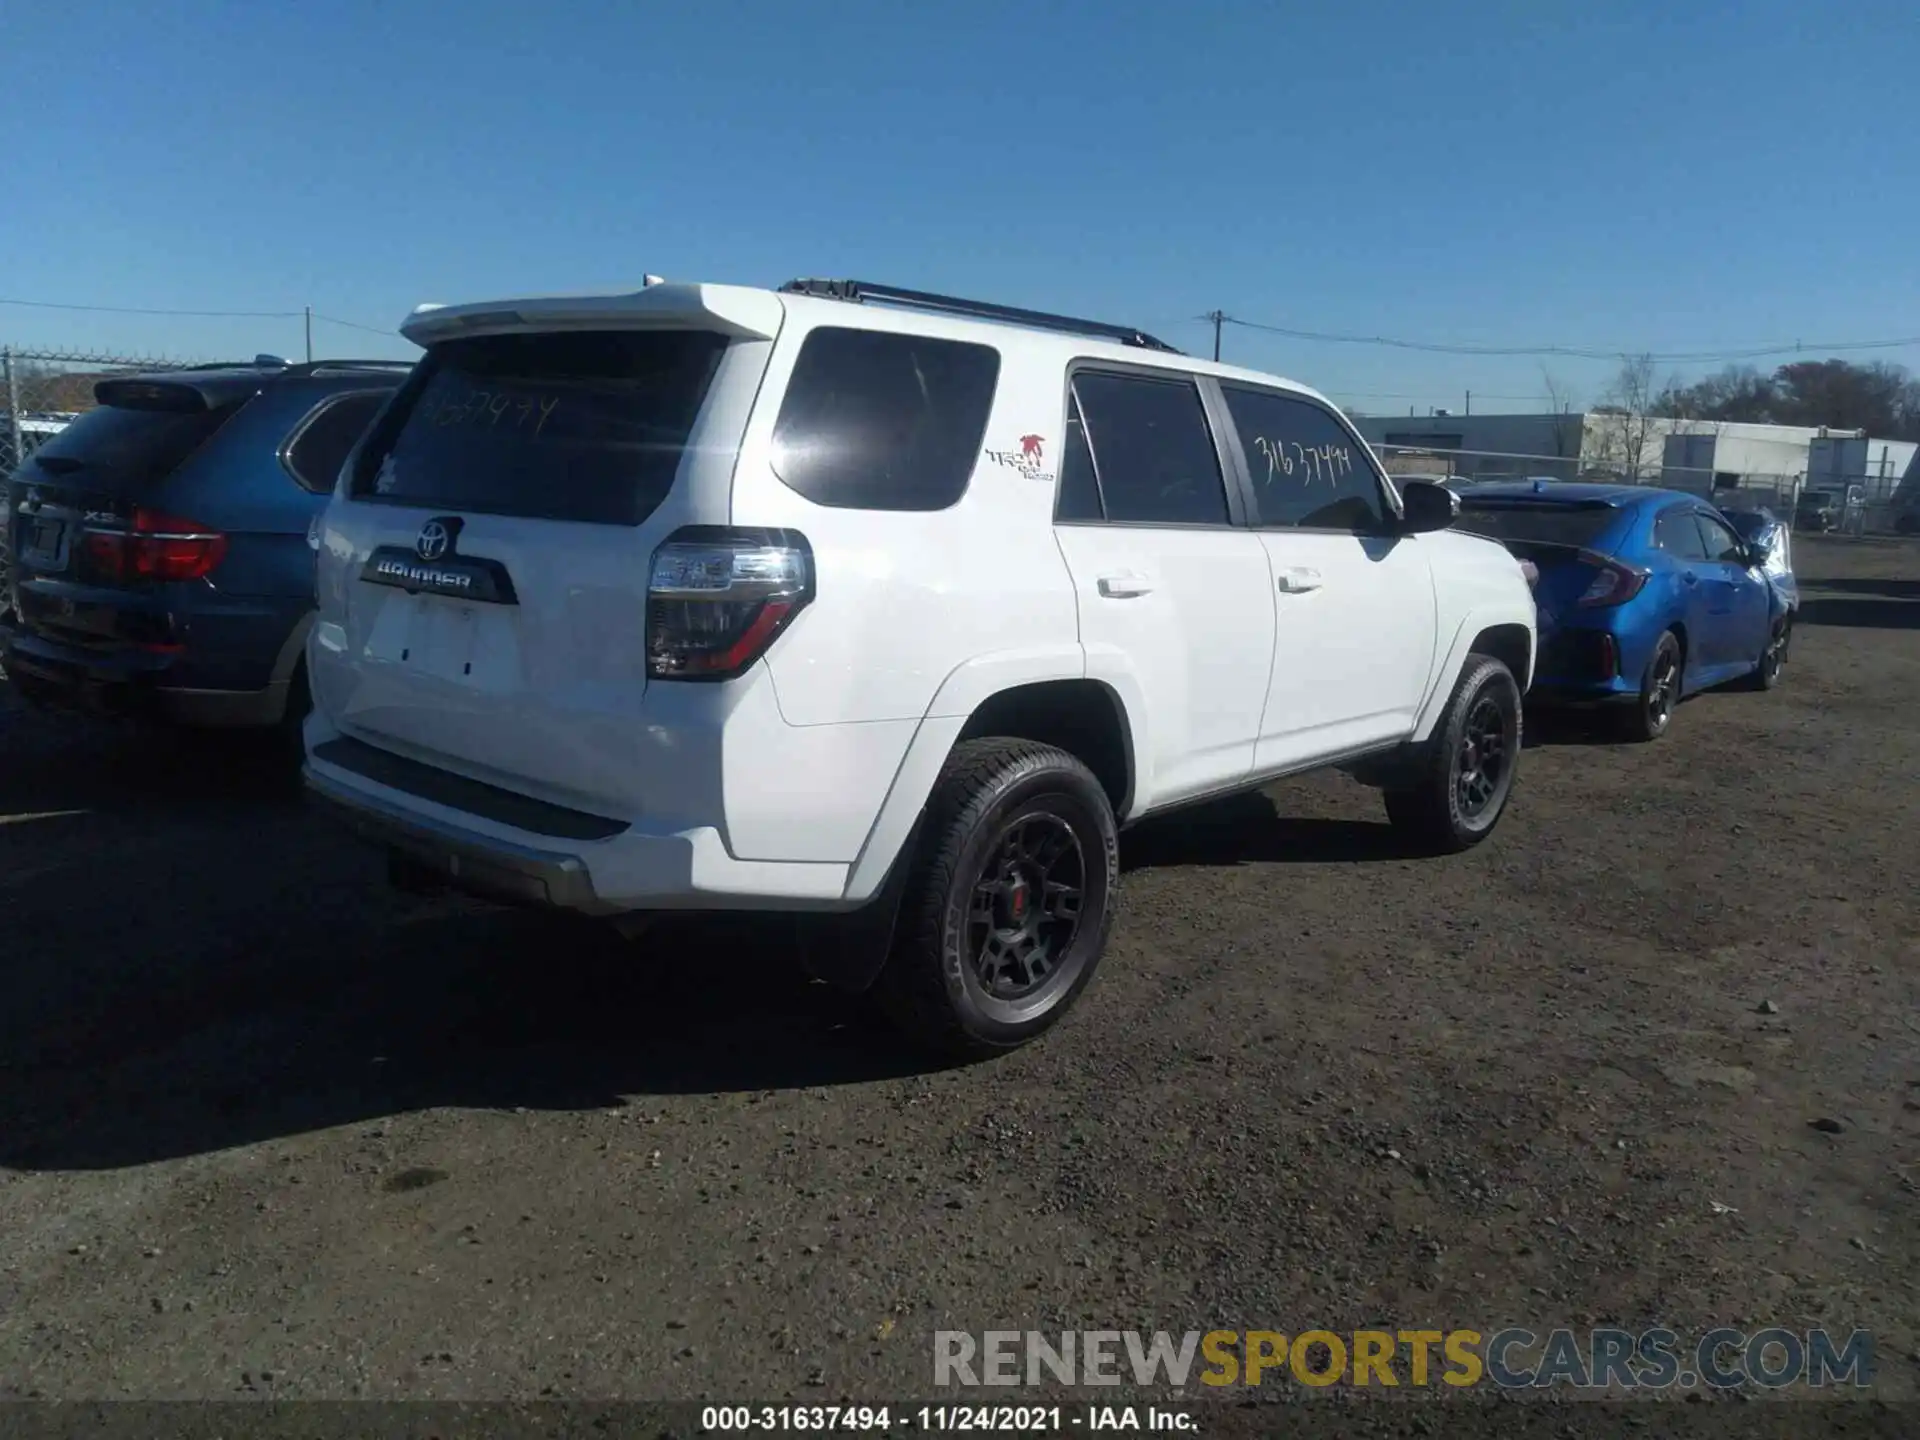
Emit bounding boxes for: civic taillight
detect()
[1575,551,1647,608]
[82,508,229,584]
[646,526,812,681]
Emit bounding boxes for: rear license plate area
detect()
[20,518,68,569]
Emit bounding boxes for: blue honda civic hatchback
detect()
[1453,481,1793,741]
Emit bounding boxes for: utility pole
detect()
[1206,310,1225,362]
[304,306,313,363]
[1465,390,1472,416]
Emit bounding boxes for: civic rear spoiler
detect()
[400,283,785,347]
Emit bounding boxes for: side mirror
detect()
[1398,478,1459,534]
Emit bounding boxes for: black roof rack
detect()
[778,279,1183,354]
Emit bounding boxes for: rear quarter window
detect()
[354,330,730,525]
[282,390,393,494]
[769,327,1001,511]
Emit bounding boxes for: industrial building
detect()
[1351,410,1916,510]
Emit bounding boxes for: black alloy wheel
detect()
[1455,694,1512,821]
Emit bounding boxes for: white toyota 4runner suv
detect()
[304,278,1536,1057]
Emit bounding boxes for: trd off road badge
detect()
[985,434,1053,482]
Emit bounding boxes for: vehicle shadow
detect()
[1798,577,1920,599]
[1120,791,1423,870]
[0,706,953,1169]
[1796,594,1920,630]
[1522,706,1625,748]
[0,898,947,1172]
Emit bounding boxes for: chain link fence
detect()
[1373,443,1914,537]
[3,346,206,477]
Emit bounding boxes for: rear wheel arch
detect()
[955,679,1134,821]
[1667,621,1689,682]
[1469,622,1533,692]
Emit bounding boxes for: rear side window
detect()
[1067,370,1229,526]
[1653,508,1709,558]
[283,391,391,494]
[1220,385,1386,531]
[356,330,729,525]
[770,327,1000,511]
[1459,501,1619,549]
[23,398,241,490]
[1694,511,1747,563]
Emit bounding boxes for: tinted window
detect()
[1070,371,1228,526]
[1694,512,1746,563]
[283,391,391,494]
[1054,393,1103,522]
[1654,508,1710,559]
[1221,386,1385,531]
[771,328,1000,511]
[1460,501,1618,549]
[24,399,242,491]
[356,330,729,525]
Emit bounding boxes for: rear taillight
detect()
[82,508,229,584]
[1575,551,1647,608]
[646,526,812,681]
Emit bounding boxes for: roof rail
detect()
[777,278,1183,354]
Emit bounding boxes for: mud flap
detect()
[794,812,924,995]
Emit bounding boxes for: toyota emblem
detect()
[416,520,453,561]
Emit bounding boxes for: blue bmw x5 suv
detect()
[2,358,407,738]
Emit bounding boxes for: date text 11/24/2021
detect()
[699,1405,1197,1431]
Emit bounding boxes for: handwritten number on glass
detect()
[1252,436,1352,488]
[429,388,560,438]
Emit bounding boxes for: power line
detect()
[311,312,399,338]
[1215,313,1920,364]
[0,297,304,319]
[0,297,400,340]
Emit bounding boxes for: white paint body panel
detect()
[1250,531,1437,770]
[307,280,1535,914]
[1053,525,1274,808]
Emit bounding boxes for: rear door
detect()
[1049,366,1274,810]
[312,327,763,812]
[1214,383,1436,769]
[1650,506,1716,674]
[1693,509,1772,671]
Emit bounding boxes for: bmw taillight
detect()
[646,526,812,681]
[82,508,229,584]
[1575,551,1647,608]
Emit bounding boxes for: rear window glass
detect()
[770,327,1000,511]
[22,399,241,490]
[357,330,729,524]
[1456,501,1616,548]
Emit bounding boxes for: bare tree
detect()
[1584,354,1666,483]
[1540,367,1579,466]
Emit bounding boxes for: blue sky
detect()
[4,0,1916,415]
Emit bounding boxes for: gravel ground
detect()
[0,535,1916,1417]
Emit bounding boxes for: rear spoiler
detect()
[400,283,785,347]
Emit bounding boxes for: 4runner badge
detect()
[985,435,1052,483]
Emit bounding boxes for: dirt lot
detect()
[0,535,1916,1412]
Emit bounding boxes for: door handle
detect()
[1276,567,1324,594]
[1096,573,1154,598]
[1683,570,1699,586]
